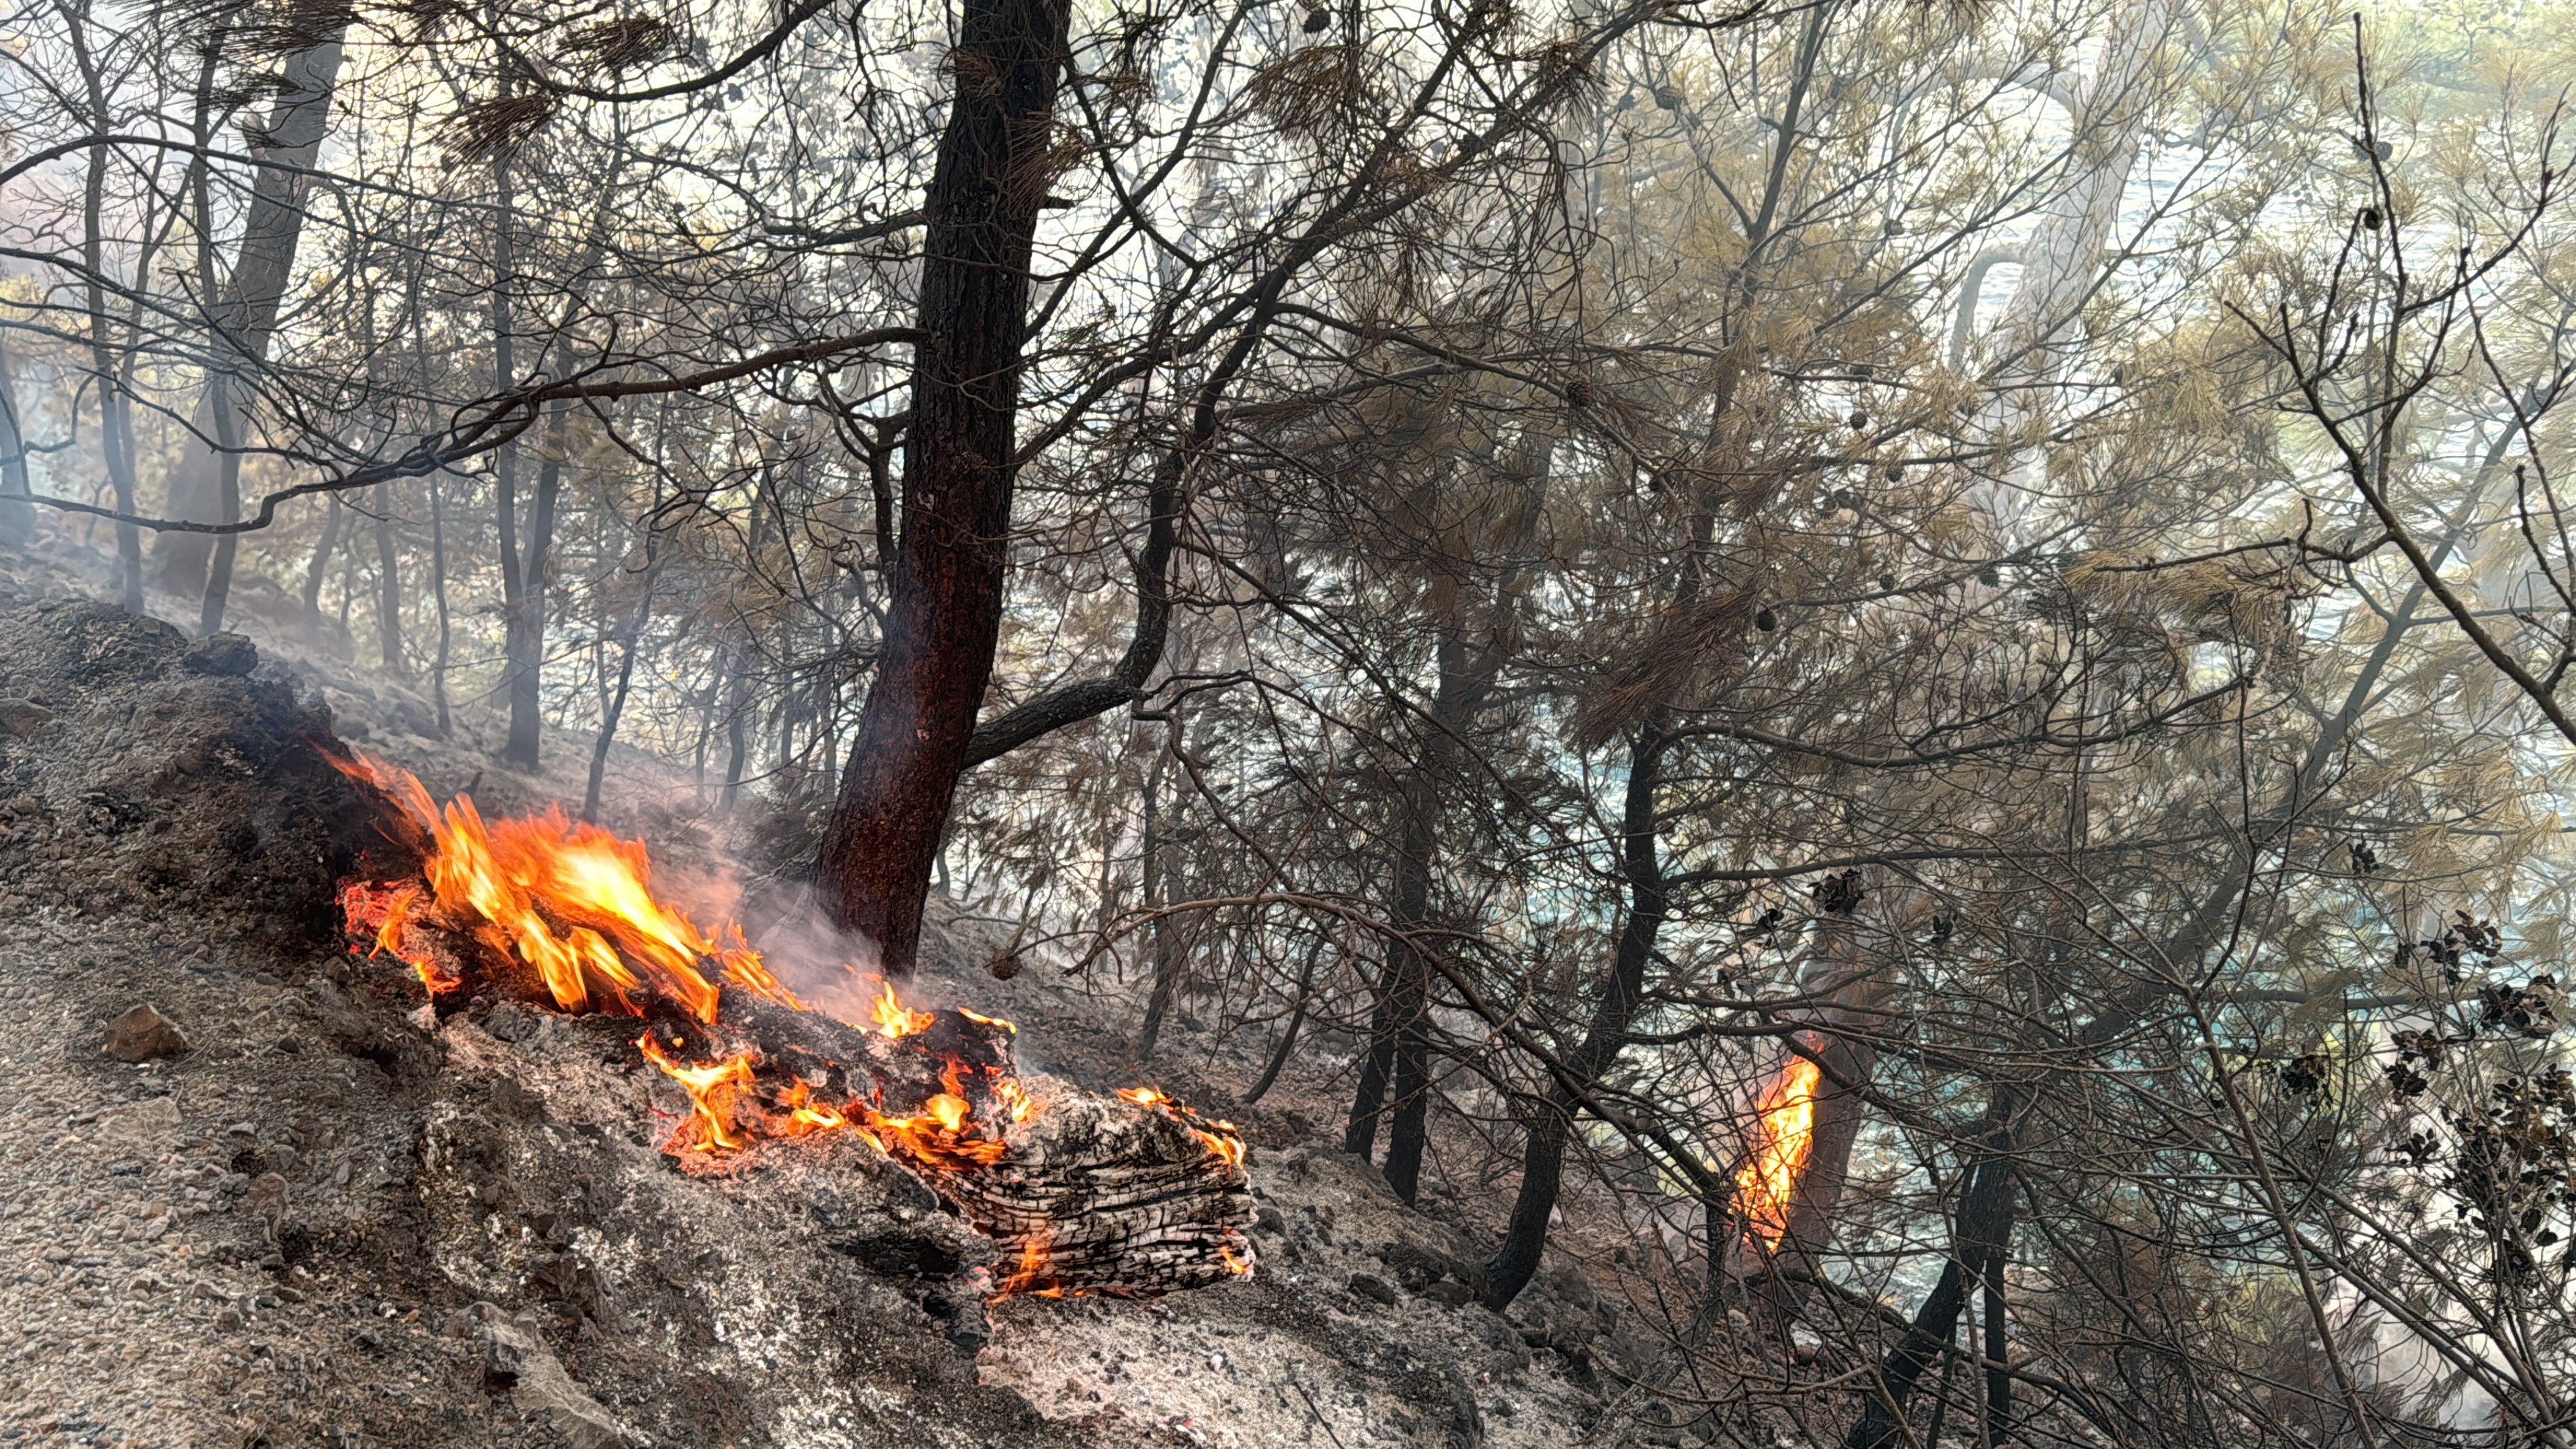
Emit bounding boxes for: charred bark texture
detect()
[815,0,1072,972]
[1486,726,1668,1308]
[1347,626,1502,1202]
[1845,1110,2018,1449]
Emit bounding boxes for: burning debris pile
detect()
[329,749,1256,1301]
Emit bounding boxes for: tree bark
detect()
[365,495,404,674]
[585,551,660,820]
[1349,626,1504,1202]
[0,329,31,547]
[1846,1110,2018,1449]
[71,32,142,613]
[152,28,351,594]
[487,169,567,772]
[430,473,453,735]
[1486,726,1669,1308]
[302,495,344,630]
[1135,729,1183,1057]
[504,427,564,765]
[0,322,30,546]
[813,0,1073,973]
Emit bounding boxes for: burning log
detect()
[329,748,1255,1301]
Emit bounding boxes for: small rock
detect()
[1349,1273,1398,1306]
[244,1172,288,1215]
[181,633,257,677]
[479,1315,646,1448]
[0,699,50,738]
[213,1307,241,1330]
[93,1097,182,1145]
[102,1005,188,1063]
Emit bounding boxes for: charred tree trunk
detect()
[1846,1108,2018,1449]
[487,168,566,772]
[1349,626,1502,1202]
[152,27,350,595]
[1486,726,1668,1308]
[585,528,664,820]
[195,374,244,637]
[813,0,1073,972]
[719,658,754,809]
[1726,902,1888,1306]
[503,435,563,767]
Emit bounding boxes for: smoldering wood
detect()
[346,884,1256,1298]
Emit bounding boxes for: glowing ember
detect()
[1734,1055,1822,1250]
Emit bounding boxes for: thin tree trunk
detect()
[1242,941,1321,1108]
[1136,730,1182,1057]
[373,501,406,675]
[72,45,141,613]
[0,328,31,547]
[429,474,452,735]
[720,659,754,808]
[1846,1111,2019,1449]
[585,582,656,819]
[302,497,343,629]
[196,375,243,636]
[1486,726,1669,1308]
[506,423,563,765]
[813,0,1074,973]
[585,444,667,817]
[188,34,241,637]
[154,26,351,594]
[1371,629,1504,1202]
[489,163,566,771]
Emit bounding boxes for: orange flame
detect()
[1734,1055,1822,1250]
[870,981,937,1038]
[328,743,1240,1293]
[636,1035,755,1152]
[340,880,457,995]
[1120,1086,1248,1171]
[994,1225,1057,1300]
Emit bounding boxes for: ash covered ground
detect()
[0,538,1669,1449]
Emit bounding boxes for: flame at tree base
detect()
[329,747,1256,1301]
[1734,1053,1822,1253]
